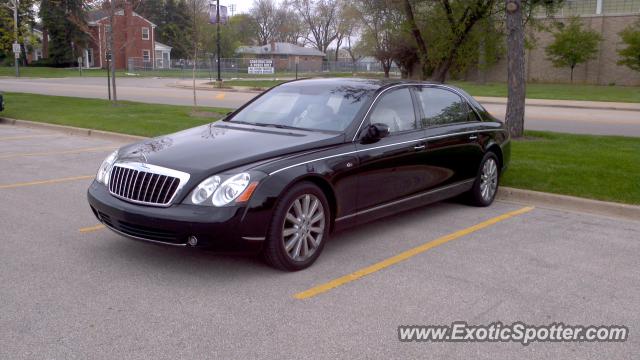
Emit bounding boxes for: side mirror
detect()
[365,123,390,141]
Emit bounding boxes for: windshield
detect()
[227,82,375,132]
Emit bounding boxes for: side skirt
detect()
[334,179,475,230]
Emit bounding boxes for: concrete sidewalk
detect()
[171,79,640,111]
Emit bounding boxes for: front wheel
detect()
[468,152,500,207]
[262,182,330,271]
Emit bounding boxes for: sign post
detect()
[12,42,20,77]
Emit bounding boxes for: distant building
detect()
[466,0,640,85]
[85,3,170,69]
[236,42,326,72]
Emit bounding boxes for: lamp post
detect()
[216,0,222,82]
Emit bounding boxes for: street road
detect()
[1,77,639,136]
[1,125,639,359]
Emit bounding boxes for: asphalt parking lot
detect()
[1,125,639,359]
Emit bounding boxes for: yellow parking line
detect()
[215,93,225,100]
[0,134,56,141]
[79,224,105,233]
[0,146,115,159]
[293,206,535,300]
[0,175,94,189]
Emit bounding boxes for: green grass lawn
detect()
[502,131,640,205]
[1,92,230,137]
[1,92,638,204]
[0,66,126,78]
[451,82,640,103]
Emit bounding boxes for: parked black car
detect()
[88,78,510,270]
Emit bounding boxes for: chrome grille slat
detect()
[108,163,188,207]
[136,172,148,201]
[155,176,169,203]
[162,178,177,204]
[129,170,140,199]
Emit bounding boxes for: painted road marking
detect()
[215,93,225,100]
[0,146,115,159]
[293,206,535,300]
[0,134,56,141]
[79,224,105,233]
[0,175,94,189]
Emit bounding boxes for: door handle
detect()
[468,134,478,140]
[413,144,426,151]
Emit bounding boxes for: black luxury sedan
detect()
[88,78,510,270]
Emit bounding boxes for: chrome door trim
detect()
[269,129,503,176]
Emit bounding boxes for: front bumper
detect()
[87,181,266,252]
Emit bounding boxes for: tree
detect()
[40,0,87,66]
[293,0,340,54]
[185,0,208,108]
[0,0,36,64]
[273,2,305,44]
[617,21,640,72]
[354,0,403,78]
[545,17,602,83]
[505,0,525,137]
[250,0,278,45]
[403,0,499,83]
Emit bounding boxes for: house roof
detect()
[236,42,325,57]
[86,8,156,27]
[155,41,172,51]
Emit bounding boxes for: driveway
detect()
[1,124,638,359]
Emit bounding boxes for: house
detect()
[85,3,170,69]
[236,42,325,72]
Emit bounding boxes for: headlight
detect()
[212,173,251,206]
[190,175,221,204]
[96,150,118,185]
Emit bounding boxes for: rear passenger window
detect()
[415,87,469,127]
[368,88,417,134]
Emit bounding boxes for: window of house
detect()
[142,27,150,40]
[143,50,151,62]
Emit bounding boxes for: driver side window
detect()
[368,88,416,134]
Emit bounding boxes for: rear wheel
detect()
[468,152,500,207]
[262,182,330,271]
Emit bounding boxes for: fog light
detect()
[188,236,198,246]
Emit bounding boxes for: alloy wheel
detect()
[479,158,498,202]
[282,194,326,262]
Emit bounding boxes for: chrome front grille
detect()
[108,163,190,207]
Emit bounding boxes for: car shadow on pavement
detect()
[93,199,482,278]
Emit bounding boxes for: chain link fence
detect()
[127,57,400,80]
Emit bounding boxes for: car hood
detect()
[116,122,344,176]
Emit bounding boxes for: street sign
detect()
[12,43,20,53]
[248,59,274,75]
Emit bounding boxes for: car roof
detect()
[280,77,466,93]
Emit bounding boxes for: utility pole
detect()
[5,0,20,77]
[216,0,222,82]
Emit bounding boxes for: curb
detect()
[0,117,147,143]
[497,187,640,222]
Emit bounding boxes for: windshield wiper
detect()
[252,123,312,131]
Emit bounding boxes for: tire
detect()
[262,182,330,271]
[468,151,500,207]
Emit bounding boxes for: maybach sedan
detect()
[87,78,510,271]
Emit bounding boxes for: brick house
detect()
[86,3,164,70]
[236,42,326,72]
